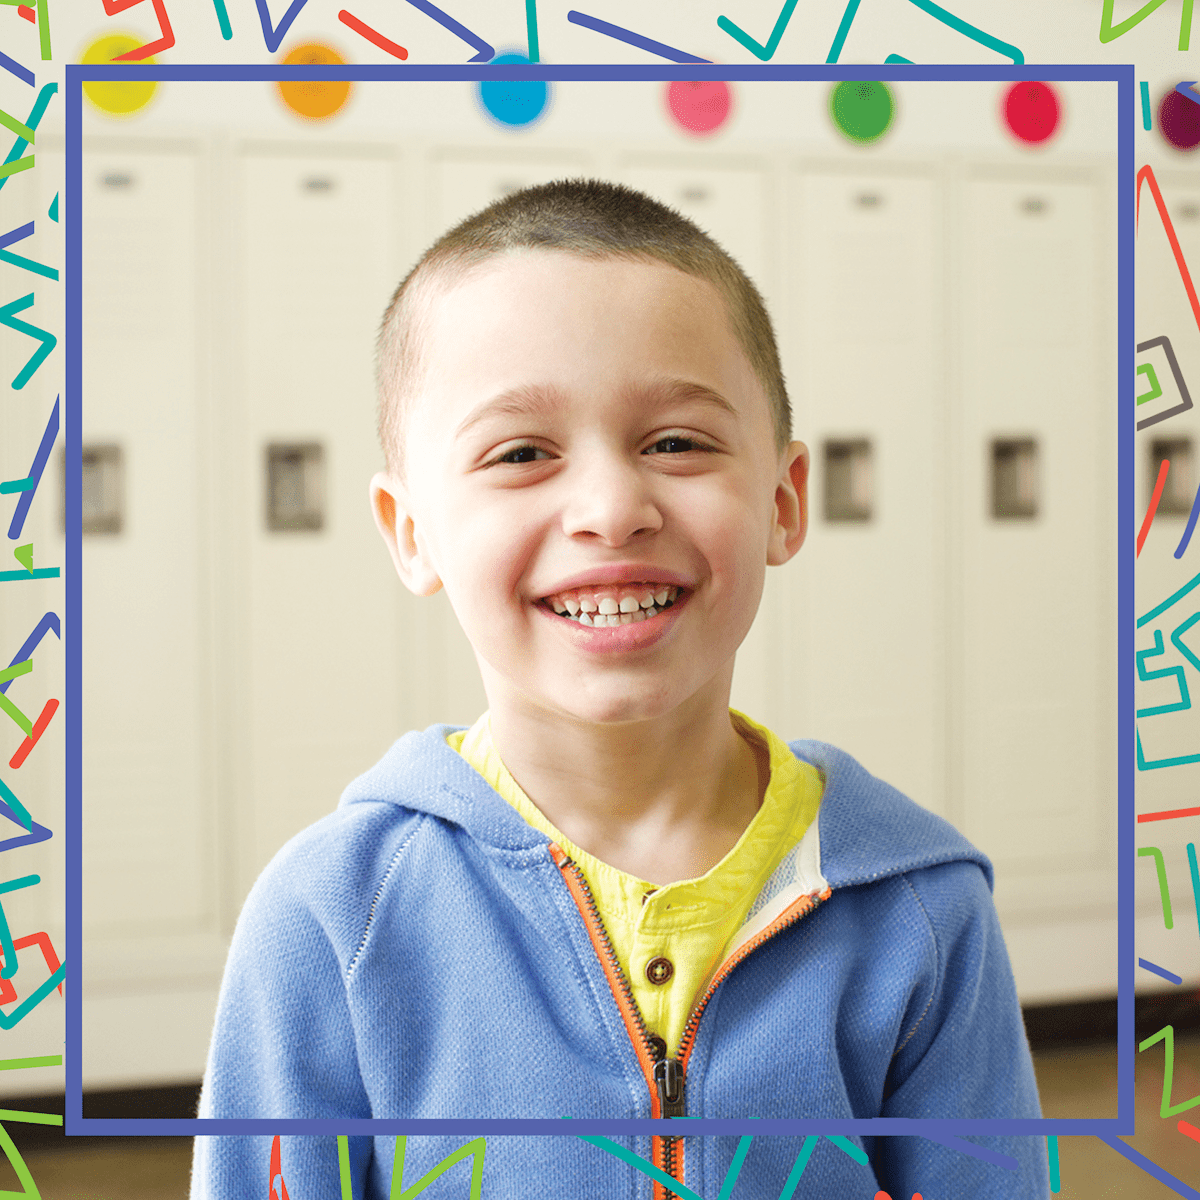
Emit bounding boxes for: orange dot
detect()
[276,41,351,121]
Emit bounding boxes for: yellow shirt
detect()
[445,709,824,1058]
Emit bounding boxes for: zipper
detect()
[550,843,832,1200]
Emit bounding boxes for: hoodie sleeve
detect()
[189,807,400,1200]
[873,859,1050,1198]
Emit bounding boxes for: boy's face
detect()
[371,250,808,728]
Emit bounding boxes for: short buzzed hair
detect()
[374,177,791,479]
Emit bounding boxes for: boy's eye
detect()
[646,436,708,454]
[494,444,550,465]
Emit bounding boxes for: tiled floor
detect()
[12,1037,1200,1197]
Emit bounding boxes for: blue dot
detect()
[478,53,548,128]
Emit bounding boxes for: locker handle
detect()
[855,192,882,208]
[102,172,134,189]
[681,185,710,203]
[1179,202,1200,222]
[1019,196,1048,215]
[303,176,335,193]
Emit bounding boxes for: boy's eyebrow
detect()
[454,378,738,440]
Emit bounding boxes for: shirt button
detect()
[645,956,675,985]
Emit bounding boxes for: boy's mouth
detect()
[539,583,682,627]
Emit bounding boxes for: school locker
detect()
[954,167,1119,977]
[1131,173,1200,955]
[231,147,411,905]
[76,141,229,1085]
[786,164,947,817]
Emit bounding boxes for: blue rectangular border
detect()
[64,61,1134,1139]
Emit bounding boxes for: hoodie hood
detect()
[339,724,993,895]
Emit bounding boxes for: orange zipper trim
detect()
[552,843,831,1200]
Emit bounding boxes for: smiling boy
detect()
[193,179,1048,1199]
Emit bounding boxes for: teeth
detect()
[618,612,634,624]
[639,594,655,609]
[551,600,567,614]
[565,597,580,615]
[631,609,646,622]
[598,597,620,615]
[579,599,597,613]
[577,612,592,626]
[619,596,640,613]
[654,588,670,606]
[644,606,657,618]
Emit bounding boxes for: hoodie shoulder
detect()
[788,738,995,892]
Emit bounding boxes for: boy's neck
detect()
[484,686,770,886]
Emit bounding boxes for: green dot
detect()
[829,81,895,144]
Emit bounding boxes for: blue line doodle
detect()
[0,782,31,835]
[1189,843,1200,941]
[404,0,493,62]
[0,295,55,389]
[0,223,57,281]
[253,0,310,54]
[567,11,709,62]
[212,0,232,39]
[47,193,56,223]
[825,0,1024,65]
[1,615,59,697]
[1139,957,1184,984]
[1176,480,1200,557]
[0,51,34,88]
[7,397,58,541]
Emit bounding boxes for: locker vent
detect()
[266,442,325,532]
[823,438,872,522]
[1179,202,1200,222]
[303,177,335,193]
[1150,438,1195,516]
[991,438,1038,519]
[64,444,124,535]
[855,192,882,208]
[1019,196,1048,215]
[101,172,134,189]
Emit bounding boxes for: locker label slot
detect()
[991,437,1038,519]
[1150,437,1195,515]
[823,438,873,522]
[266,442,325,532]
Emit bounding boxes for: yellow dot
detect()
[81,34,158,118]
[276,42,352,122]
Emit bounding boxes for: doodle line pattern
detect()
[10,1,1199,1197]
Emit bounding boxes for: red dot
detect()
[666,80,732,135]
[1159,89,1200,151]
[1002,81,1061,145]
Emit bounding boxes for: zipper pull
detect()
[653,1057,686,1118]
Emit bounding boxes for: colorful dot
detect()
[829,81,894,145]
[666,81,733,135]
[1159,88,1200,151]
[276,42,352,122]
[1002,81,1061,145]
[80,34,158,117]
[478,53,549,129]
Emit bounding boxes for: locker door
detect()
[787,167,946,815]
[428,150,592,242]
[79,145,213,936]
[956,173,1117,897]
[234,150,407,900]
[614,161,772,303]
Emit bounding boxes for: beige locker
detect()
[954,168,1118,932]
[232,148,411,902]
[78,143,214,935]
[786,165,947,816]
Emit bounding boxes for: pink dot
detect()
[666,80,732,135]
[1002,81,1061,145]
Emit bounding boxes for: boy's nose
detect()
[558,455,663,546]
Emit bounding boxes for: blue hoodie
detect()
[192,725,1049,1199]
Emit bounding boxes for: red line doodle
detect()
[1138,165,1200,337]
[1139,458,1172,557]
[0,932,63,1000]
[16,7,33,22]
[338,10,409,58]
[1180,1117,1200,1141]
[269,1135,291,1200]
[1139,805,1200,822]
[101,0,176,61]
[8,699,56,769]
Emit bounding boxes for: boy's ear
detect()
[370,472,443,596]
[767,441,809,566]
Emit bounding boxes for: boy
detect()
[192,179,1048,1198]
